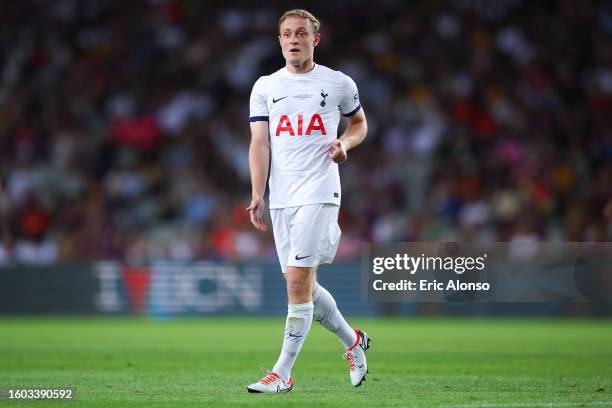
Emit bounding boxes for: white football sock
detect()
[313,283,358,349]
[272,302,314,381]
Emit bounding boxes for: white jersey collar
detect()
[282,63,319,78]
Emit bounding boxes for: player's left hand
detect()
[329,139,347,164]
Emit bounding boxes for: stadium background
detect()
[0,0,610,317]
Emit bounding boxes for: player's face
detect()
[278,17,320,68]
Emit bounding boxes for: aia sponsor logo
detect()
[276,114,327,136]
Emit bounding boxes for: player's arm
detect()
[329,108,367,164]
[246,121,270,232]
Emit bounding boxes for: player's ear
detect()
[314,32,320,47]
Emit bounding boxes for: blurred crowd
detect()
[0,0,610,265]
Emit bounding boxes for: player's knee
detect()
[286,267,315,300]
[287,279,310,300]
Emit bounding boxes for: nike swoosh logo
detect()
[287,333,303,338]
[272,96,287,103]
[295,255,311,260]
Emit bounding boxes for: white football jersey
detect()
[249,64,361,209]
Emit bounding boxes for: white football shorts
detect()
[270,203,341,273]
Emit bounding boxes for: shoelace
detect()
[343,350,356,371]
[260,371,279,385]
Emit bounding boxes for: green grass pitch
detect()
[0,317,611,407]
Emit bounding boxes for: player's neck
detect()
[286,60,316,74]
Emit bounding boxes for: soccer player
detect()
[246,9,370,393]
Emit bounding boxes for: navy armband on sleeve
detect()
[342,105,361,117]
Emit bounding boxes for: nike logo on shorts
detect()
[295,254,311,260]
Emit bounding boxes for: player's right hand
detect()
[246,197,268,232]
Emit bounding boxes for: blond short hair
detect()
[278,9,320,34]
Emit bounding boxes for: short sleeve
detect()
[249,77,269,122]
[339,73,361,117]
